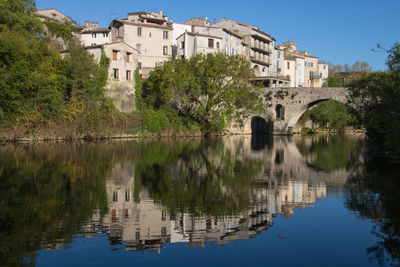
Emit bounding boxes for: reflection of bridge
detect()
[230,87,348,135]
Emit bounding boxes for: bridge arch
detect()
[251,116,271,134]
[290,98,348,132]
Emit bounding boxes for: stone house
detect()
[86,42,138,112]
[277,41,329,88]
[212,18,275,77]
[109,11,173,78]
[80,21,111,47]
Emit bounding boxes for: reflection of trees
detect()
[0,143,139,265]
[344,159,400,266]
[135,139,264,217]
[296,135,363,172]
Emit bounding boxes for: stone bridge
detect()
[230,87,348,135]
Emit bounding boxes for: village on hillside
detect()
[35,8,329,113]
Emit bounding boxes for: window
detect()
[216,42,220,49]
[236,37,239,45]
[225,33,229,41]
[137,27,142,36]
[111,209,117,221]
[135,232,140,240]
[126,52,131,63]
[287,61,290,69]
[232,48,234,55]
[138,62,142,70]
[163,31,168,39]
[181,41,185,49]
[324,65,326,69]
[225,46,228,54]
[136,44,141,54]
[161,211,167,221]
[125,189,130,201]
[103,33,108,38]
[125,209,130,218]
[112,50,118,60]
[113,68,119,79]
[208,38,214,48]
[112,191,118,202]
[92,33,96,38]
[161,227,167,236]
[163,46,168,55]
[126,70,131,81]
[278,51,281,58]
[52,13,57,19]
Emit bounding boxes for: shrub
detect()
[142,109,169,132]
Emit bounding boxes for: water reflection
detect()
[0,135,367,264]
[344,158,400,266]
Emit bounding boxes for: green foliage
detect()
[0,0,42,34]
[322,75,344,87]
[310,100,355,130]
[348,43,400,152]
[297,135,363,172]
[386,42,400,71]
[144,53,264,132]
[44,21,72,39]
[134,68,143,110]
[141,108,169,132]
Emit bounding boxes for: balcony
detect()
[310,73,320,80]
[251,44,272,55]
[250,56,271,66]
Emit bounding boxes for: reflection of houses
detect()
[97,162,171,252]
[82,153,327,254]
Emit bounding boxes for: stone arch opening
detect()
[294,99,350,132]
[253,65,261,76]
[276,104,285,120]
[251,116,271,134]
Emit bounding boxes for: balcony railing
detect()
[250,56,271,66]
[251,44,272,54]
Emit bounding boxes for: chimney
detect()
[95,22,99,29]
[223,17,226,21]
[214,18,216,24]
[160,9,163,16]
[84,21,90,29]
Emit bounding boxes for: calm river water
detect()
[1,135,399,266]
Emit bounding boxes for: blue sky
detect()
[36,0,400,71]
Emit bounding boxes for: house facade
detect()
[80,21,111,47]
[109,11,173,78]
[86,42,138,112]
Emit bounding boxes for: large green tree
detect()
[143,53,264,132]
[347,43,400,152]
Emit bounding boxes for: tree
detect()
[352,61,360,72]
[347,43,400,152]
[360,61,372,72]
[144,53,264,132]
[310,100,355,129]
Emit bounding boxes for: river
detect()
[0,135,399,266]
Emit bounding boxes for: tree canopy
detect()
[143,53,264,132]
[347,43,400,152]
